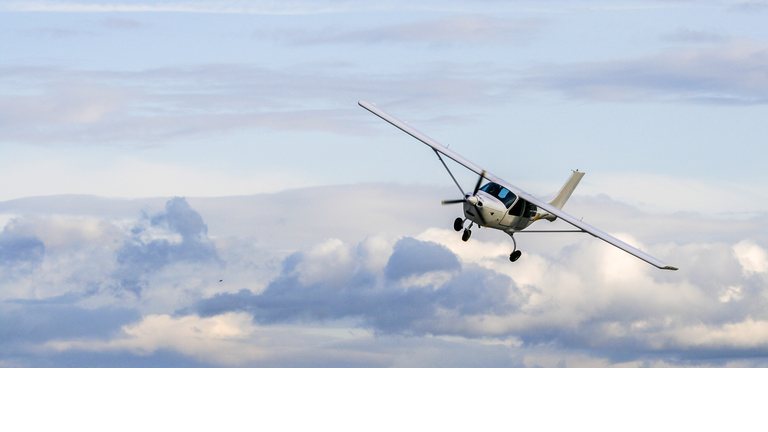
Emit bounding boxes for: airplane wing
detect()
[359,100,678,271]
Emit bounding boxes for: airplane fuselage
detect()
[463,183,539,232]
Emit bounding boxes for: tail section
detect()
[535,170,584,222]
[549,170,585,210]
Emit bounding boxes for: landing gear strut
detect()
[460,221,474,242]
[508,232,522,262]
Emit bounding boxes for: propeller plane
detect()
[359,100,677,271]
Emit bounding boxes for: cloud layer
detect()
[2,185,768,366]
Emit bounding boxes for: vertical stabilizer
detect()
[548,170,585,210]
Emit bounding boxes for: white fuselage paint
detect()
[463,191,535,232]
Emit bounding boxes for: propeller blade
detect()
[441,199,466,205]
[473,170,486,196]
[473,204,487,226]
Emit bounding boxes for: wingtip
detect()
[662,266,679,271]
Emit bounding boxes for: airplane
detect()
[359,100,678,271]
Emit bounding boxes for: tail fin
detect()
[549,170,585,210]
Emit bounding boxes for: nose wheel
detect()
[454,218,473,242]
[453,217,464,232]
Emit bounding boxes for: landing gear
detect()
[462,229,472,242]
[508,232,522,262]
[453,217,464,232]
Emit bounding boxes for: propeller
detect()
[442,170,487,226]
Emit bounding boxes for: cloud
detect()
[191,235,519,336]
[524,42,768,104]
[100,17,145,30]
[3,185,768,366]
[729,1,768,12]
[384,236,460,280]
[5,41,767,149]
[733,240,768,274]
[43,312,270,366]
[0,1,508,15]
[113,197,221,295]
[0,0,351,14]
[0,232,45,267]
[0,301,140,344]
[25,27,92,38]
[265,15,547,46]
[183,216,768,364]
[661,28,731,44]
[0,63,501,145]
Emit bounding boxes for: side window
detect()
[509,199,524,216]
[497,187,517,208]
[526,203,538,218]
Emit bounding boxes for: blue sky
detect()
[2,0,768,367]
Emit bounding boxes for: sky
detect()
[2,0,768,367]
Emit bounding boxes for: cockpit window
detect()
[479,182,517,208]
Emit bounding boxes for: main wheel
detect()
[462,229,472,242]
[509,250,522,262]
[453,217,464,232]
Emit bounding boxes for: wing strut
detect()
[433,149,465,196]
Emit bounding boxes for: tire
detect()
[509,250,522,262]
[462,229,471,242]
[453,217,464,232]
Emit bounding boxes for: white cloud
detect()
[578,172,768,216]
[4,185,768,366]
[357,233,397,275]
[664,318,768,349]
[295,238,356,286]
[0,155,315,201]
[719,285,743,302]
[733,240,768,274]
[45,312,269,366]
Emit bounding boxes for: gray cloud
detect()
[264,15,547,46]
[661,28,731,44]
[0,232,45,267]
[100,17,146,30]
[6,40,767,147]
[3,185,768,366]
[524,43,768,104]
[25,27,92,38]
[384,237,460,280]
[0,301,139,344]
[192,236,519,336]
[113,197,221,295]
[729,1,768,12]
[0,63,501,145]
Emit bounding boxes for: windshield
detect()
[479,182,517,208]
